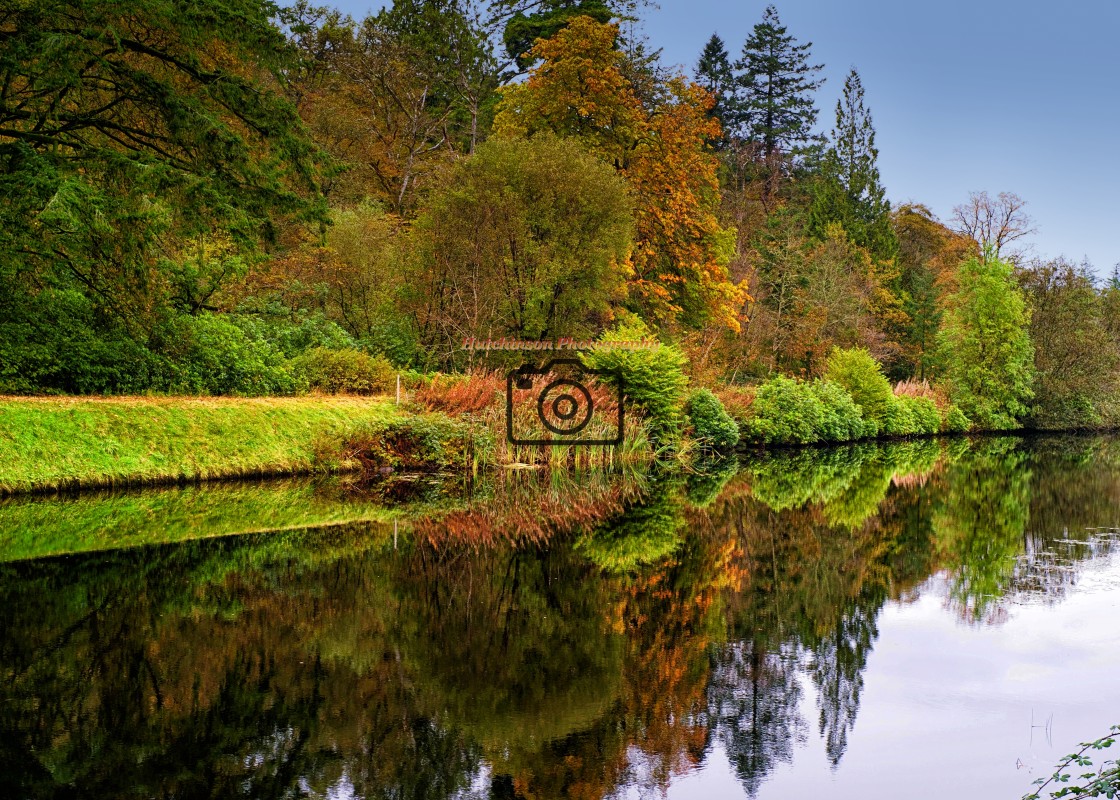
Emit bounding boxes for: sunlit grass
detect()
[0,395,399,494]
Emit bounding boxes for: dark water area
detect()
[2,436,1119,799]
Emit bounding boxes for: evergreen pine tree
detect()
[830,69,887,223]
[695,33,737,142]
[734,5,824,160]
[810,68,896,258]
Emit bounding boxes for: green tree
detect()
[809,69,896,260]
[695,33,737,145]
[409,135,633,366]
[0,0,324,392]
[1019,259,1120,428]
[733,5,824,161]
[938,255,1035,430]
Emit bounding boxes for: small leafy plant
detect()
[1024,725,1120,800]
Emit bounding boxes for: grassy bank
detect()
[0,395,401,495]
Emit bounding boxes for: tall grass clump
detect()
[411,369,651,468]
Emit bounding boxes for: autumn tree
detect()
[1018,259,1120,428]
[286,1,500,212]
[498,0,615,70]
[408,134,633,366]
[493,16,746,333]
[952,191,1035,263]
[938,254,1035,430]
[891,204,976,379]
[741,217,895,376]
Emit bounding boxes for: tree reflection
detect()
[705,642,807,798]
[931,438,1033,621]
[807,588,883,766]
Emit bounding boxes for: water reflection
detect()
[1,436,1119,798]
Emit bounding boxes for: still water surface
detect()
[1,436,1119,799]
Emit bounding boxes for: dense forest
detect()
[2,0,1119,434]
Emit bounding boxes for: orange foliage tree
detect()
[493,16,748,334]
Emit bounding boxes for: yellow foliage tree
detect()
[493,16,748,333]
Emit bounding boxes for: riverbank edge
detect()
[2,395,1117,498]
[733,424,1120,453]
[0,396,406,497]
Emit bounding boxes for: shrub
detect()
[231,311,356,358]
[582,318,689,442]
[890,396,940,436]
[811,379,866,442]
[743,375,826,444]
[0,288,166,394]
[155,313,300,395]
[341,414,493,472]
[824,347,896,437]
[942,404,972,433]
[714,386,755,427]
[883,397,915,436]
[292,347,395,395]
[685,388,740,450]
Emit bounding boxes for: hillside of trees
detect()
[2,0,1118,433]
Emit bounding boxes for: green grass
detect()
[0,395,400,494]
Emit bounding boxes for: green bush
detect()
[883,398,915,436]
[685,388,740,450]
[743,375,872,445]
[743,375,826,444]
[231,311,356,358]
[0,288,165,394]
[886,396,940,436]
[155,313,300,395]
[942,404,972,433]
[824,347,896,437]
[811,379,867,442]
[292,347,396,395]
[582,318,689,442]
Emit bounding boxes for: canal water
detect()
[1,436,1118,799]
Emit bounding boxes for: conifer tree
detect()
[810,68,896,258]
[734,5,824,160]
[695,33,737,142]
[830,70,888,223]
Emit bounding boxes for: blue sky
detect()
[330,0,1120,276]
